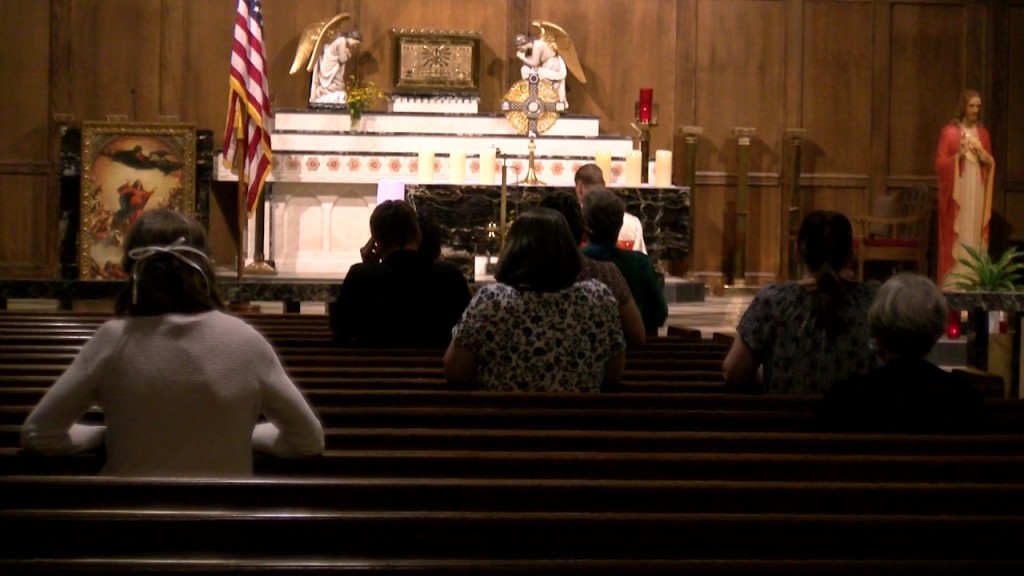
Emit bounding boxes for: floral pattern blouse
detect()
[736,281,880,395]
[451,280,625,392]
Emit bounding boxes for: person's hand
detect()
[359,237,380,264]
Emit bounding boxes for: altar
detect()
[216,109,687,279]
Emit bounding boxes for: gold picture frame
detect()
[78,121,196,280]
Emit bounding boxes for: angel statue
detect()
[289,13,362,107]
[515,21,587,110]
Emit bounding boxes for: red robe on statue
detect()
[934,123,994,284]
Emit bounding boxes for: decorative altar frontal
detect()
[406,184,690,263]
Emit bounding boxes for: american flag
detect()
[223,0,272,215]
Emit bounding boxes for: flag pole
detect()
[235,105,247,281]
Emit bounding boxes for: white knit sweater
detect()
[21,310,324,477]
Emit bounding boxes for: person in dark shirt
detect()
[330,200,471,348]
[581,189,667,334]
[819,273,983,433]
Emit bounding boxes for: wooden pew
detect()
[0,506,1020,562]
[3,448,1024,482]
[1,475,1023,516]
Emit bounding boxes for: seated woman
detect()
[819,273,983,432]
[21,209,324,477]
[444,208,625,392]
[539,191,646,346]
[723,210,878,395]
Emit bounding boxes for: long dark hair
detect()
[797,210,854,341]
[115,209,223,316]
[495,207,581,292]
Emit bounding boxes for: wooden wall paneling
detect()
[157,1,235,132]
[1005,4,1024,183]
[999,3,1024,239]
[887,2,966,178]
[693,0,786,281]
[0,0,51,163]
[801,1,873,179]
[357,0,511,114]
[67,0,163,122]
[0,0,54,278]
[0,175,56,278]
[529,0,679,151]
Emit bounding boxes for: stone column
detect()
[731,127,756,287]
[781,128,806,280]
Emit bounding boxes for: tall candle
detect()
[654,150,673,187]
[625,150,642,186]
[449,148,466,184]
[479,147,496,185]
[595,150,613,185]
[418,149,435,184]
[638,88,653,123]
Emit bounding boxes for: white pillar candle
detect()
[479,147,496,185]
[655,150,673,187]
[595,150,613,185]
[449,148,466,184]
[625,150,643,186]
[418,149,435,184]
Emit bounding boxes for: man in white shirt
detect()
[574,163,647,254]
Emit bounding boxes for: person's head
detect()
[495,207,581,292]
[369,200,421,256]
[347,30,363,44]
[539,191,586,244]
[869,273,947,359]
[797,210,853,276]
[955,89,983,126]
[797,211,854,340]
[417,212,442,262]
[574,163,606,201]
[117,209,223,316]
[582,189,625,246]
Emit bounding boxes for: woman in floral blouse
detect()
[445,208,626,392]
[723,211,879,395]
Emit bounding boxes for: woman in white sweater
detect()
[21,209,324,477]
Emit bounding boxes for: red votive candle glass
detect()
[638,88,653,123]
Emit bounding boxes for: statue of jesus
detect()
[934,89,996,285]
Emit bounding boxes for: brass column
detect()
[731,127,756,287]
[781,128,806,280]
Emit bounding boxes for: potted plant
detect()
[345,77,384,131]
[948,243,1024,291]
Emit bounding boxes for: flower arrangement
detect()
[345,77,384,119]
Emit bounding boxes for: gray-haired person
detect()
[819,273,983,433]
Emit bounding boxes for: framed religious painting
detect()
[78,121,196,280]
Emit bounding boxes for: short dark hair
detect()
[582,189,625,246]
[116,209,223,316]
[539,191,585,244]
[574,163,605,189]
[417,213,442,262]
[370,200,420,251]
[495,207,581,292]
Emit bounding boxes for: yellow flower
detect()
[347,77,384,117]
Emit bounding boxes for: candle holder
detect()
[631,101,659,183]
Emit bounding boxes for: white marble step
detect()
[274,110,601,138]
[270,131,633,159]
